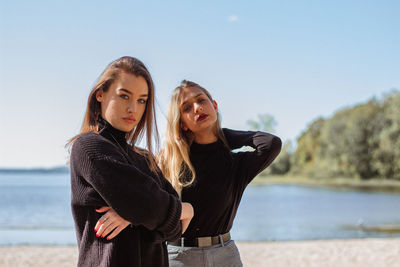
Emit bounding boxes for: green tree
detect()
[372,91,400,179]
[268,140,293,175]
[342,100,382,178]
[247,114,277,133]
[314,100,382,179]
[315,109,349,177]
[292,91,400,180]
[292,117,325,176]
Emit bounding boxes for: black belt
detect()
[168,232,231,248]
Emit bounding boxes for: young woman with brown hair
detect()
[68,56,193,267]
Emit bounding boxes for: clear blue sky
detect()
[0,0,399,168]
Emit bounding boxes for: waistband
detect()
[168,232,231,248]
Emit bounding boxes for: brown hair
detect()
[68,56,159,172]
[158,80,229,193]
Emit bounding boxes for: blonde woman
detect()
[68,57,193,267]
[158,80,281,266]
[96,80,281,266]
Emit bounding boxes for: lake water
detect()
[1,172,400,245]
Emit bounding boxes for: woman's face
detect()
[179,86,218,134]
[96,72,148,132]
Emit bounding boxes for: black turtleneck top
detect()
[180,128,281,240]
[70,118,182,267]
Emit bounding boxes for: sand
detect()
[1,238,399,267]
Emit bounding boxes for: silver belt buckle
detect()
[197,236,212,247]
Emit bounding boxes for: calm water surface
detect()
[1,172,400,245]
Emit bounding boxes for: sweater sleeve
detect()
[71,133,182,241]
[223,128,282,185]
[148,166,183,242]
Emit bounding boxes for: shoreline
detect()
[252,175,400,193]
[1,238,399,267]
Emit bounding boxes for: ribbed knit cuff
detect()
[156,195,182,242]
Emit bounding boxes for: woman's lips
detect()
[123,117,136,124]
[197,114,208,122]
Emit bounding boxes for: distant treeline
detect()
[256,90,400,180]
[0,166,69,174]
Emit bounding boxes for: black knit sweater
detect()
[181,128,281,240]
[70,119,182,267]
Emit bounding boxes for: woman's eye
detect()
[198,98,205,103]
[120,94,129,100]
[138,99,147,104]
[183,105,191,112]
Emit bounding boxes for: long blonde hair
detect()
[67,56,159,173]
[158,80,228,192]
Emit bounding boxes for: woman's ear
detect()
[95,90,103,102]
[212,100,218,113]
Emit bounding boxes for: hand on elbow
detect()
[180,202,194,220]
[180,202,194,234]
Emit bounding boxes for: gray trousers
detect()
[168,240,243,267]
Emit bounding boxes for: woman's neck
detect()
[193,130,218,144]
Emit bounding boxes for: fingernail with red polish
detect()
[94,228,97,232]
[96,234,99,237]
[107,237,110,240]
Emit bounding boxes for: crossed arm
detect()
[94,202,193,240]
[72,134,193,241]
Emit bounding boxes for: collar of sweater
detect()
[190,139,223,154]
[97,116,129,150]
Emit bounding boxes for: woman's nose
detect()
[194,103,203,113]
[127,103,137,113]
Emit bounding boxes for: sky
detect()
[0,0,399,168]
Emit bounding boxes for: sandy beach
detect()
[1,238,399,267]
